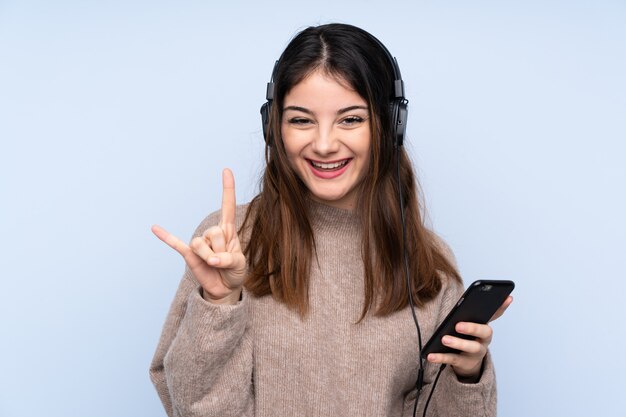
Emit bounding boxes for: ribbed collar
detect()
[306,198,361,237]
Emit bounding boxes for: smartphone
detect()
[421,279,515,358]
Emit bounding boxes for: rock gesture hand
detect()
[152,169,246,305]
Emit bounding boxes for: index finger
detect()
[221,168,236,225]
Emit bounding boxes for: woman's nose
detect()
[311,125,339,155]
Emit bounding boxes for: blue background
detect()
[1,1,624,416]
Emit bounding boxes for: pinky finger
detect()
[426,352,460,367]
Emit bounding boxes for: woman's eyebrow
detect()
[337,105,368,115]
[283,105,369,115]
[283,105,312,114]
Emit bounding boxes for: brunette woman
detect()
[150,23,511,417]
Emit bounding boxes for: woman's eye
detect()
[341,116,365,126]
[288,117,312,125]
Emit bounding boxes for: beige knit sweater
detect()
[150,201,497,417]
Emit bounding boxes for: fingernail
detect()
[457,323,466,332]
[208,257,220,265]
[442,336,452,345]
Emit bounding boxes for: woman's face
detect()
[281,70,371,210]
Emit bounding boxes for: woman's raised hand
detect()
[151,168,246,305]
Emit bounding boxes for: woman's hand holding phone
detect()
[426,296,513,381]
[151,168,246,305]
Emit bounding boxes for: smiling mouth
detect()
[308,159,351,171]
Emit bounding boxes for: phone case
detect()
[420,279,515,358]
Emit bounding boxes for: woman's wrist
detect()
[452,359,484,384]
[201,288,243,305]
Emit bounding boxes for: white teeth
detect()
[310,160,349,169]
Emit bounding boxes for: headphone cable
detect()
[422,364,447,417]
[396,147,425,417]
[397,147,448,417]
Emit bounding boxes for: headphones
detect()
[260,34,408,147]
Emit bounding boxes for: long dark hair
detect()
[241,23,460,318]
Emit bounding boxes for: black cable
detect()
[423,364,447,417]
[398,150,453,416]
[396,148,425,417]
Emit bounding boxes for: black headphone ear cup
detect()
[390,100,408,147]
[260,101,272,145]
[395,100,408,147]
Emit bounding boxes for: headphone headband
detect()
[261,31,408,146]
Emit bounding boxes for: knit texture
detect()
[150,201,497,417]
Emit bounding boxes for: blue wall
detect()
[1,1,624,416]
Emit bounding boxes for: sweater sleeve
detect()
[414,278,497,417]
[149,210,254,417]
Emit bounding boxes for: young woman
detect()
[150,23,512,417]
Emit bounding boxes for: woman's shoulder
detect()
[427,230,464,296]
